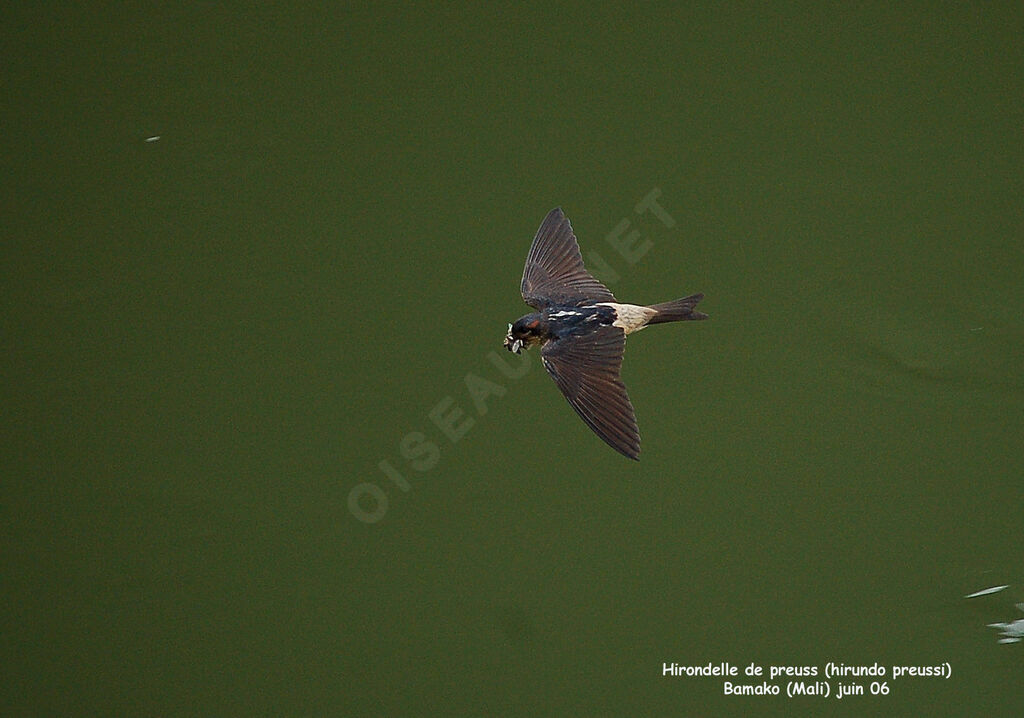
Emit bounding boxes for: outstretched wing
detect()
[541,325,640,460]
[521,208,616,309]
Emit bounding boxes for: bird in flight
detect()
[504,207,707,460]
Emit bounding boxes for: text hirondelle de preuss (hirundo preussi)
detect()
[661,661,951,700]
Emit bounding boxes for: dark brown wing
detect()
[541,326,640,460]
[520,208,616,309]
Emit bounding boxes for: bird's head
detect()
[504,314,544,353]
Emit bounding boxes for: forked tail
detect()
[647,293,708,324]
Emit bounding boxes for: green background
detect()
[3,3,1022,716]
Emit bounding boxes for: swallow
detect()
[504,207,707,460]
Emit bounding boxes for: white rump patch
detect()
[597,302,657,335]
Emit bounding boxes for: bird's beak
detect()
[503,324,524,354]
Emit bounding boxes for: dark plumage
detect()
[504,208,707,460]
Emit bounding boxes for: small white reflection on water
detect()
[964,585,1009,599]
[988,608,1024,644]
[965,584,1023,644]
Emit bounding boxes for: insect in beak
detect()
[503,323,524,354]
